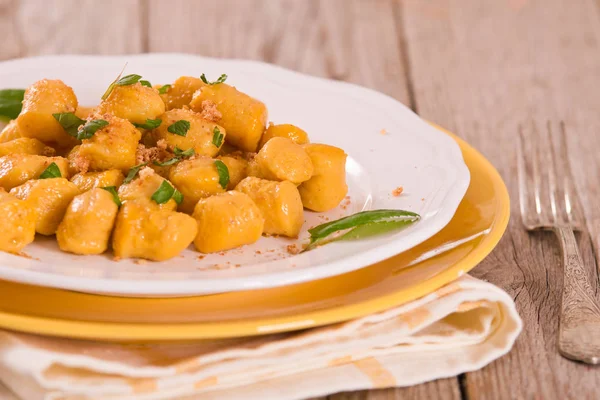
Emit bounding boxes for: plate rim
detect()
[0,54,471,295]
[0,124,510,340]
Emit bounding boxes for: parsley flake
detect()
[39,162,62,179]
[153,157,181,167]
[158,84,171,94]
[212,126,224,147]
[102,73,143,100]
[133,118,162,130]
[140,80,152,88]
[0,89,25,120]
[123,162,148,184]
[168,120,190,136]
[172,189,184,205]
[151,180,176,204]
[53,112,85,137]
[173,147,195,157]
[214,160,229,189]
[77,119,109,140]
[200,73,227,85]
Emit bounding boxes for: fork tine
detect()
[517,124,535,229]
[557,121,585,229]
[545,121,566,225]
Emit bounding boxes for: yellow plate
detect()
[0,125,510,341]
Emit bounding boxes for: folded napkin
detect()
[0,275,521,400]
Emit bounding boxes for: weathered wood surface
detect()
[1,0,600,399]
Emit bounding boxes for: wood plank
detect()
[148,1,458,398]
[401,0,600,398]
[0,0,143,60]
[147,0,410,104]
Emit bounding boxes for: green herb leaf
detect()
[0,89,25,121]
[53,112,85,137]
[214,159,229,189]
[307,209,420,243]
[158,84,171,94]
[153,157,181,167]
[212,126,224,147]
[101,186,122,207]
[153,147,195,167]
[77,119,109,140]
[140,80,152,88]
[116,74,142,86]
[133,118,162,130]
[151,180,176,204]
[167,120,190,136]
[173,147,195,157]
[123,162,148,184]
[200,73,227,85]
[172,189,184,205]
[102,73,143,100]
[38,162,62,179]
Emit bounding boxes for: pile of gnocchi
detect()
[0,73,348,261]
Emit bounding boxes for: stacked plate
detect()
[0,55,509,341]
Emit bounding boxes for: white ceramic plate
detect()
[0,54,470,296]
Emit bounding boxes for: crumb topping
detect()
[392,186,404,196]
[199,100,222,122]
[136,144,168,164]
[72,155,90,174]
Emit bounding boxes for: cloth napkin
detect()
[0,275,521,400]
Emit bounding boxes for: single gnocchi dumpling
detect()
[118,167,177,211]
[10,178,80,235]
[56,188,119,255]
[149,108,226,157]
[16,79,78,147]
[217,154,248,189]
[70,169,124,192]
[0,154,69,190]
[193,191,264,253]
[190,83,267,152]
[159,76,205,110]
[97,82,165,125]
[236,177,304,238]
[168,157,226,213]
[112,201,197,261]
[258,123,309,149]
[252,137,313,184]
[77,114,141,172]
[235,176,304,238]
[0,138,52,157]
[0,189,36,253]
[298,144,348,212]
[0,120,21,143]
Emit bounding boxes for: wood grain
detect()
[401,0,600,398]
[0,0,143,59]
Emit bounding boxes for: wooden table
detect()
[1,0,600,398]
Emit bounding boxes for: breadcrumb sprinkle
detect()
[286,244,300,255]
[199,100,222,122]
[136,144,166,164]
[380,129,388,135]
[392,186,404,196]
[71,155,90,174]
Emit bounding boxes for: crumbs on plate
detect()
[380,128,388,135]
[392,186,404,196]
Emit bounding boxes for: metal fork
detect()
[517,121,600,364]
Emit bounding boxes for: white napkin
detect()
[0,275,521,400]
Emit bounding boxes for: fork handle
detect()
[554,226,600,364]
